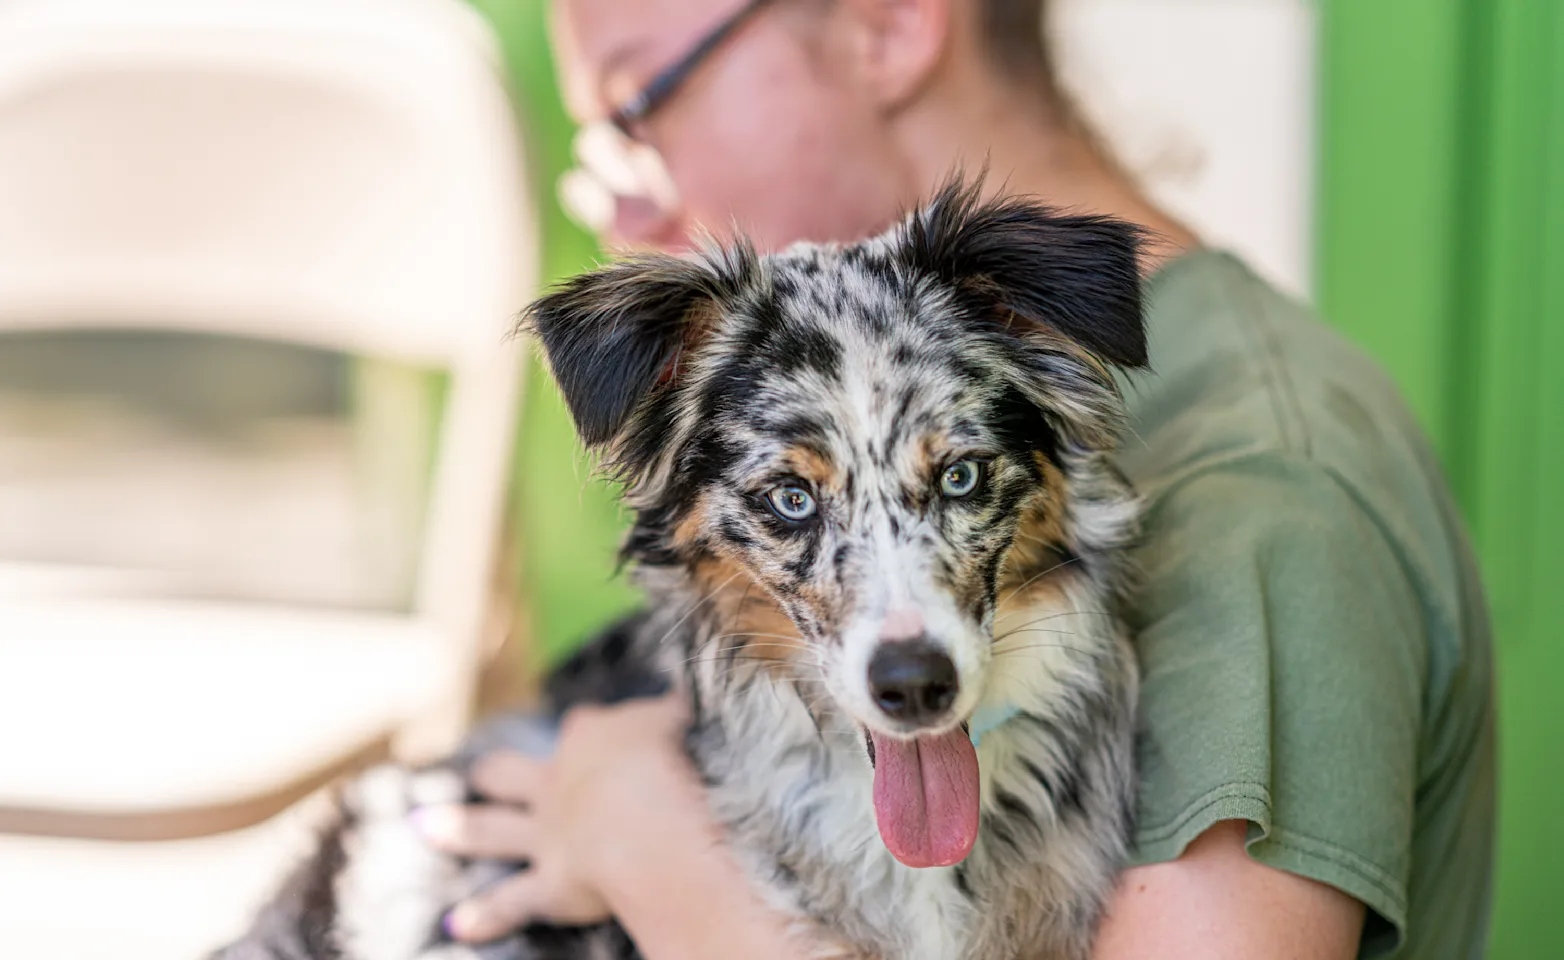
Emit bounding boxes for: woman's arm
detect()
[419,700,1364,960]
[1093,820,1365,960]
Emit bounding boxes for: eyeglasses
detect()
[557,0,777,235]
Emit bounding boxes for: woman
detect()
[414,2,1495,957]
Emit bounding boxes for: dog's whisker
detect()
[687,659,831,688]
[993,644,1112,661]
[687,657,827,680]
[697,641,814,658]
[992,625,1076,638]
[712,630,808,640]
[658,569,748,653]
[993,609,1113,633]
[683,640,820,663]
[685,653,804,665]
[992,632,1089,651]
[709,634,812,650]
[996,554,1086,609]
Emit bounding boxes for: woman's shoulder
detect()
[1118,251,1495,958]
[1119,250,1475,630]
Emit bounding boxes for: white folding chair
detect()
[0,0,534,954]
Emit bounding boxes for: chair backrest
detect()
[0,0,535,656]
[0,0,534,365]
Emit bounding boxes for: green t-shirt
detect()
[1120,251,1496,959]
[520,248,1495,958]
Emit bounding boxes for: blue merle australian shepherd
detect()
[216,178,1148,960]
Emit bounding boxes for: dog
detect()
[213,177,1147,960]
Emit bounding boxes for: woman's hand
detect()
[411,695,701,942]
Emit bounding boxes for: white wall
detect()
[1050,0,1316,301]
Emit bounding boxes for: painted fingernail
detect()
[443,905,476,941]
[408,807,432,835]
[408,805,453,842]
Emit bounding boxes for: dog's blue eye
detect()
[940,460,983,498]
[766,485,817,522]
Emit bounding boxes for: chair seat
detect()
[0,789,338,960]
[0,594,456,838]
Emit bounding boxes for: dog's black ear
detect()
[897,175,1148,368]
[522,251,741,447]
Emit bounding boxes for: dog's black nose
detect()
[867,641,958,723]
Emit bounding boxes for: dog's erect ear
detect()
[522,251,740,447]
[897,176,1148,368]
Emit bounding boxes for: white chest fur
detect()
[693,584,1133,960]
[701,681,984,960]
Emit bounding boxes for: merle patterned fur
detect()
[213,177,1147,960]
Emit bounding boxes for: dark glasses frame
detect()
[607,0,778,137]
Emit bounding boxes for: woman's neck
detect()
[892,76,1200,273]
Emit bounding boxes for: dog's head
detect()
[527,178,1145,867]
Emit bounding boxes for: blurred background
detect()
[0,0,1556,957]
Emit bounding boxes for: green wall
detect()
[1320,1,1563,956]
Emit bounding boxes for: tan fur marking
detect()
[780,446,842,495]
[996,454,1075,616]
[690,556,808,668]
[915,432,953,489]
[671,493,715,553]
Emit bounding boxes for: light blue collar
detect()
[968,702,1020,747]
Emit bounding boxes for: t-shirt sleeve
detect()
[1127,453,1425,956]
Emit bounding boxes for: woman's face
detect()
[552,0,916,253]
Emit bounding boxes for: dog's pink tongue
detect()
[870,728,980,868]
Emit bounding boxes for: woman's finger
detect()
[444,871,547,943]
[445,869,609,942]
[468,749,547,804]
[410,803,536,861]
